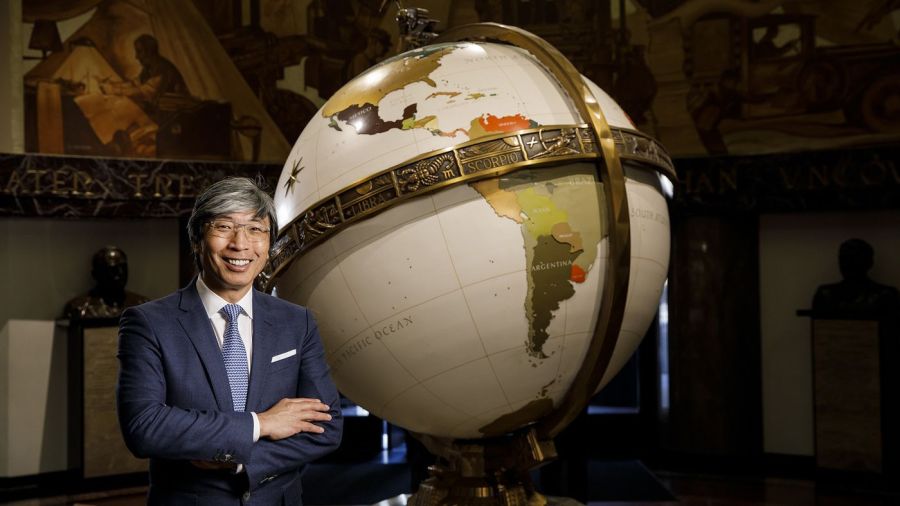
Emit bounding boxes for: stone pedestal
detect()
[0,320,68,477]
[67,319,147,479]
[811,319,882,473]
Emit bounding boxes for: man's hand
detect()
[258,397,332,440]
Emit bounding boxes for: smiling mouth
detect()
[225,259,251,267]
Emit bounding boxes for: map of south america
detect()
[474,168,607,358]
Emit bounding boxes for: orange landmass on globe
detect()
[471,178,523,223]
[468,113,538,139]
[570,264,586,283]
[480,113,534,132]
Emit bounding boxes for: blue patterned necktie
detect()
[220,304,248,412]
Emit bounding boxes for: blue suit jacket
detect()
[116,280,343,505]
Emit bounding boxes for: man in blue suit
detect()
[117,177,342,504]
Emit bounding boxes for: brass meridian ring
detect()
[259,124,670,290]
[433,22,635,440]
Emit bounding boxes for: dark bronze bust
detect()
[812,238,900,320]
[64,246,149,320]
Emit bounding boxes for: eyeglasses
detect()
[207,220,270,242]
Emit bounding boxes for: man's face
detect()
[198,211,270,301]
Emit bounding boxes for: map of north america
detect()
[322,43,538,139]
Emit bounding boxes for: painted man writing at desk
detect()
[116,177,342,505]
[101,34,188,112]
[80,34,190,157]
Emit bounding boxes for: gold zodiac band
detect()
[258,125,672,290]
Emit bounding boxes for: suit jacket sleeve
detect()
[116,306,255,463]
[244,309,343,490]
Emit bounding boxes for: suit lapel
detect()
[246,289,275,412]
[177,280,234,412]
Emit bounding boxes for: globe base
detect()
[411,474,541,506]
[407,428,560,506]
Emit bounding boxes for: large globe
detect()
[267,35,672,440]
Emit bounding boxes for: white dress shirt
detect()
[196,277,261,450]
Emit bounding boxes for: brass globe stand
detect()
[407,428,558,506]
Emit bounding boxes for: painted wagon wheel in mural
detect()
[858,74,900,132]
[796,60,846,111]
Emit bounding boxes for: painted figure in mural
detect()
[101,34,188,112]
[133,34,189,107]
[813,238,900,319]
[64,246,148,320]
[752,25,796,60]
[116,177,342,505]
[84,34,191,156]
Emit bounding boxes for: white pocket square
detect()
[271,349,297,363]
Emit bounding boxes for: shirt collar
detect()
[196,276,254,319]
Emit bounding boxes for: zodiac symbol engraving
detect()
[530,128,580,159]
[398,153,455,193]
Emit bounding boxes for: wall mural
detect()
[639,0,900,156]
[22,0,295,163]
[19,0,900,163]
[462,0,900,156]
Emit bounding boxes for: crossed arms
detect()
[116,305,343,490]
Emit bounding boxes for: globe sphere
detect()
[268,40,671,439]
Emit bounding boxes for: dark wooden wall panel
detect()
[665,213,762,457]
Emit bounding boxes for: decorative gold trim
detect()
[259,125,669,290]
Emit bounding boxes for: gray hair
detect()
[187,177,278,272]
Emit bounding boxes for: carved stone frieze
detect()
[0,153,281,218]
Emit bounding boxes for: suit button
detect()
[242,491,251,501]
